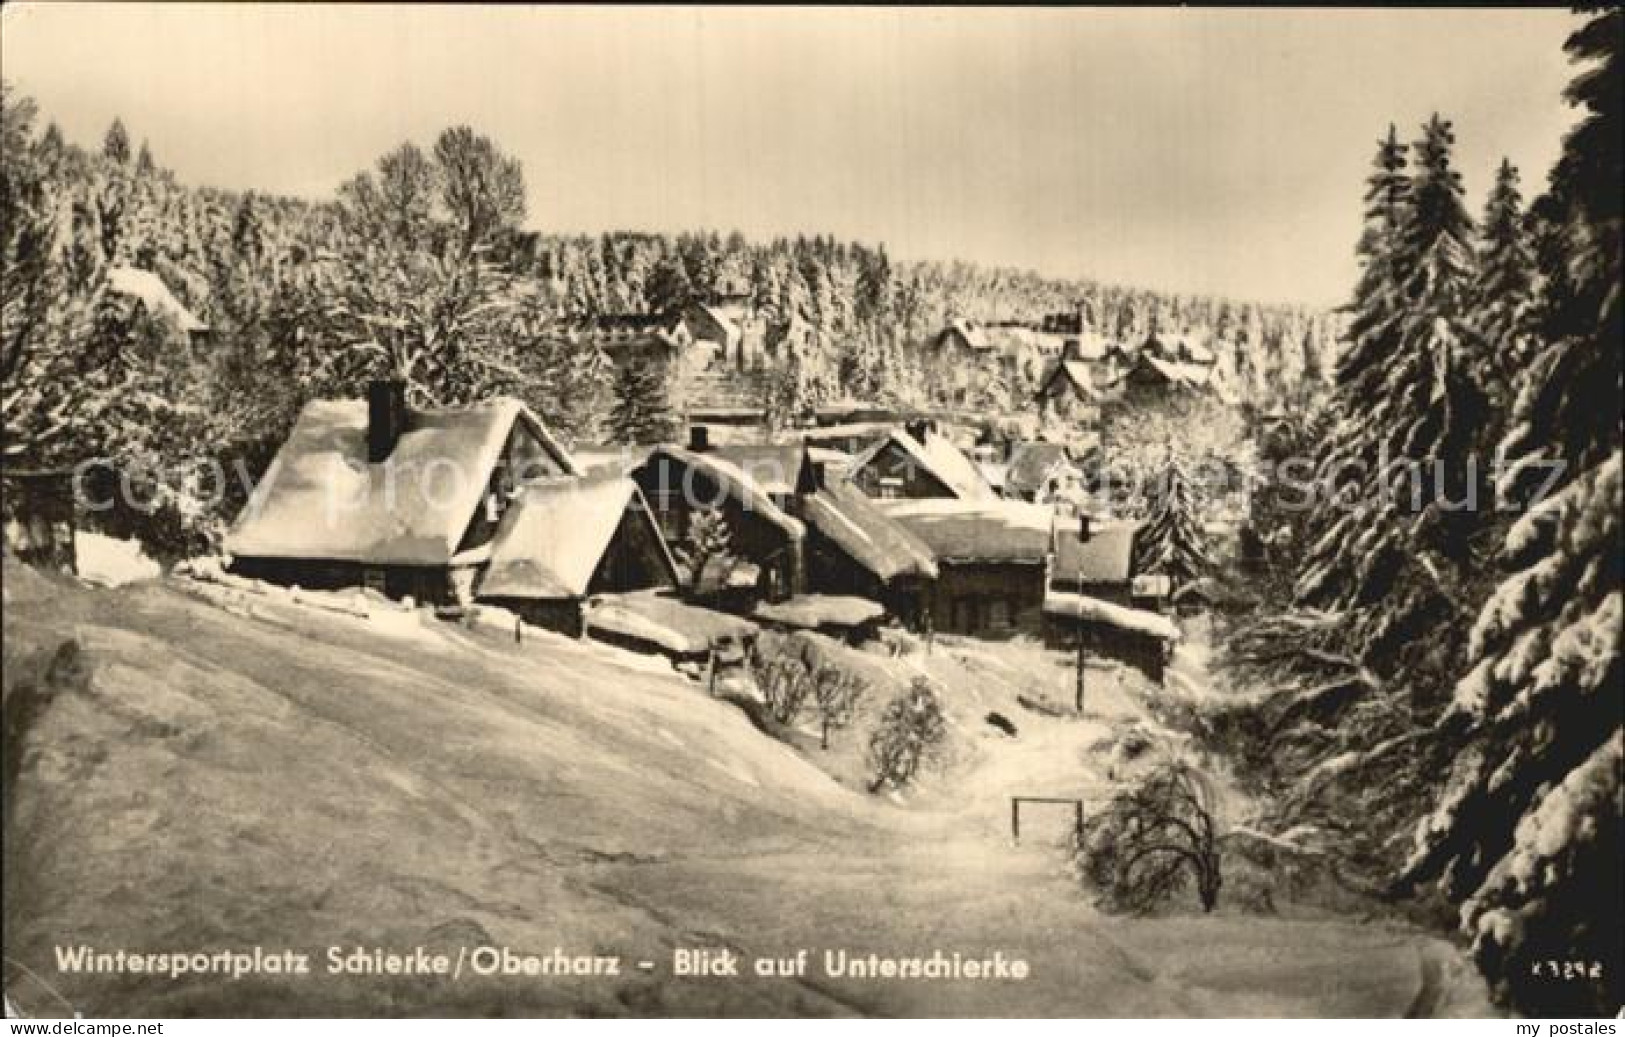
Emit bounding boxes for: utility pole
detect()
[1075,513,1093,716]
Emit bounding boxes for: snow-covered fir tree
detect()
[1220,9,1621,1017]
[1399,5,1623,1015]
[1133,458,1212,590]
[605,357,677,445]
[1473,159,1536,395]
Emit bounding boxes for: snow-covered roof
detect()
[853,428,998,501]
[875,498,1054,563]
[1040,361,1100,400]
[940,318,993,351]
[1064,330,1112,360]
[1043,590,1180,641]
[478,477,677,600]
[978,461,1010,491]
[688,303,744,348]
[226,396,576,566]
[807,446,853,467]
[1053,521,1139,585]
[710,444,806,496]
[1145,356,1214,387]
[106,265,208,334]
[1113,354,1215,394]
[754,594,886,630]
[641,445,806,539]
[1005,442,1074,497]
[587,589,756,656]
[802,478,939,582]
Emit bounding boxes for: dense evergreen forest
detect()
[1223,5,1620,1016]
[1,77,1333,552]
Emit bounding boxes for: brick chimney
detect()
[795,443,824,496]
[367,378,408,463]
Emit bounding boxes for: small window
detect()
[988,599,1012,630]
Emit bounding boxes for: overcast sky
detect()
[1,4,1582,306]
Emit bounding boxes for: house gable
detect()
[226,397,576,569]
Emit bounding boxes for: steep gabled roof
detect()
[852,428,998,501]
[640,446,806,539]
[106,266,208,334]
[1038,360,1099,400]
[1005,442,1074,498]
[875,498,1054,564]
[478,477,678,599]
[803,478,938,582]
[686,303,745,348]
[226,397,576,566]
[938,318,992,352]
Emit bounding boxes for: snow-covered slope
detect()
[2,564,1491,1017]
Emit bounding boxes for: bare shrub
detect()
[1074,761,1222,913]
[812,665,866,749]
[751,650,814,726]
[866,678,946,793]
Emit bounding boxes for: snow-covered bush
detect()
[751,649,814,726]
[866,678,946,793]
[812,665,866,750]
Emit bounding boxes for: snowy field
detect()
[2,562,1493,1017]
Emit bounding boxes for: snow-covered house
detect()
[1035,357,1100,420]
[1050,520,1140,606]
[225,381,578,605]
[105,265,210,346]
[799,473,940,629]
[1042,590,1179,683]
[1035,332,1118,417]
[875,498,1055,638]
[680,297,763,371]
[475,476,681,637]
[1002,442,1082,504]
[848,421,997,501]
[630,442,807,605]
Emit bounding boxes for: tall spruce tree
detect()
[1402,6,1623,1015]
[606,357,676,445]
[1298,115,1485,627]
[1475,160,1534,319]
[102,117,130,164]
[1472,159,1536,398]
[1133,458,1212,589]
